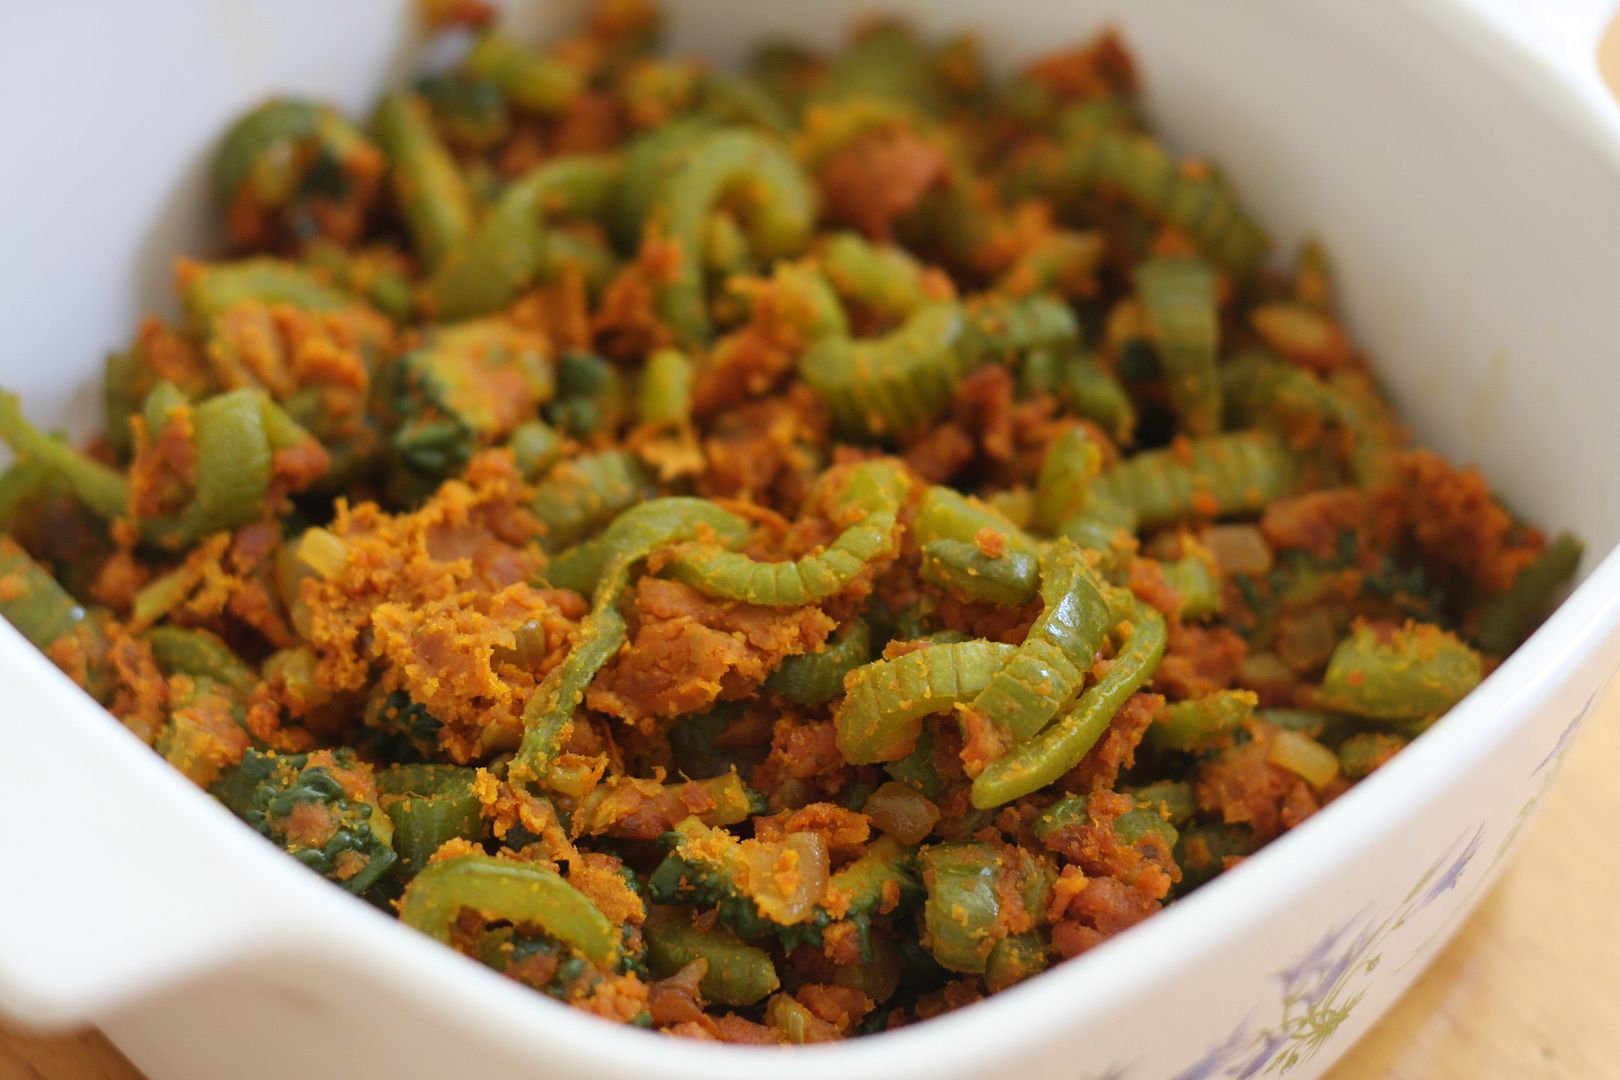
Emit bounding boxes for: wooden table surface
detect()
[4,692,1617,1080]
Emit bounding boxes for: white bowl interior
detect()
[2,3,1619,1079]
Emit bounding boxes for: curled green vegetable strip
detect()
[463,33,582,114]
[1337,731,1408,779]
[666,513,892,606]
[424,156,620,321]
[181,258,354,326]
[1023,122,1268,277]
[779,833,921,962]
[918,842,1051,974]
[1056,497,1138,574]
[509,420,564,481]
[150,389,277,548]
[0,460,52,530]
[301,243,415,320]
[1176,823,1256,893]
[0,392,130,523]
[648,129,817,343]
[1126,780,1197,826]
[374,93,476,270]
[145,627,256,696]
[1474,533,1582,655]
[1221,351,1400,488]
[0,535,87,650]
[159,674,251,784]
[826,835,921,920]
[546,351,625,439]
[803,302,965,437]
[667,705,763,782]
[530,450,652,553]
[913,486,1037,553]
[748,261,849,342]
[800,296,1078,440]
[1144,689,1256,752]
[972,603,1167,808]
[103,351,150,463]
[2,384,300,550]
[1031,794,1178,854]
[1058,350,1136,444]
[1317,621,1483,723]
[211,99,380,244]
[1092,431,1295,528]
[667,459,908,606]
[1136,256,1221,437]
[969,540,1114,743]
[541,537,608,596]
[212,99,331,208]
[884,727,943,798]
[515,498,750,781]
[1256,708,1355,744]
[920,540,1038,606]
[820,231,933,321]
[1222,350,1346,428]
[1000,229,1105,298]
[1029,794,1093,840]
[142,382,187,438]
[986,931,1049,993]
[1113,804,1180,852]
[643,905,780,1006]
[1032,426,1103,533]
[400,854,619,967]
[835,640,1018,764]
[766,618,872,705]
[513,612,628,784]
[918,843,1002,974]
[415,74,511,150]
[377,764,483,878]
[611,118,720,247]
[536,228,619,293]
[700,70,794,134]
[950,292,1084,381]
[814,22,946,112]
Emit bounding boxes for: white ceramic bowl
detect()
[2,2,1618,1077]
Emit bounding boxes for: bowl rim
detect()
[4,0,1620,1074]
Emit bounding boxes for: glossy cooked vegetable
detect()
[666,458,908,605]
[0,1,1579,1046]
[401,854,622,967]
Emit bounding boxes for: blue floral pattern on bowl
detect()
[1087,681,1605,1080]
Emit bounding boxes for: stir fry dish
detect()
[0,2,1582,1043]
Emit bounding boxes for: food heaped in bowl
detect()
[0,0,1586,1044]
[2,0,1617,1075]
